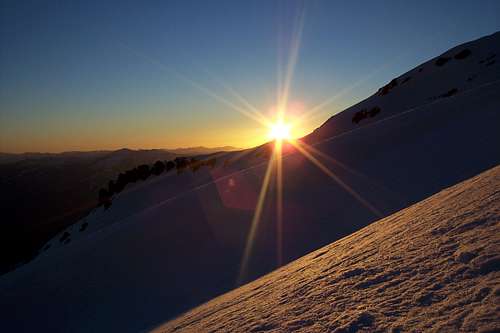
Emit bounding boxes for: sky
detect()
[1,0,500,153]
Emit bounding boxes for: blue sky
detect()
[1,0,500,152]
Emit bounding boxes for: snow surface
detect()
[0,32,499,332]
[153,165,500,332]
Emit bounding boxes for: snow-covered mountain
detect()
[153,165,500,333]
[1,32,499,332]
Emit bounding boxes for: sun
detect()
[268,121,291,141]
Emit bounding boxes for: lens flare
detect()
[125,3,387,287]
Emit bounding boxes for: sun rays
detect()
[290,140,383,218]
[228,2,384,282]
[235,134,384,284]
[238,145,277,285]
[121,4,384,286]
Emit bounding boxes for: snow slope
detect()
[153,165,500,333]
[305,31,500,144]
[0,32,499,332]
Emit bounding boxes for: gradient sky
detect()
[1,0,500,153]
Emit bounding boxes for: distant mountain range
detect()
[0,146,239,164]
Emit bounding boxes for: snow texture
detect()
[153,166,500,333]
